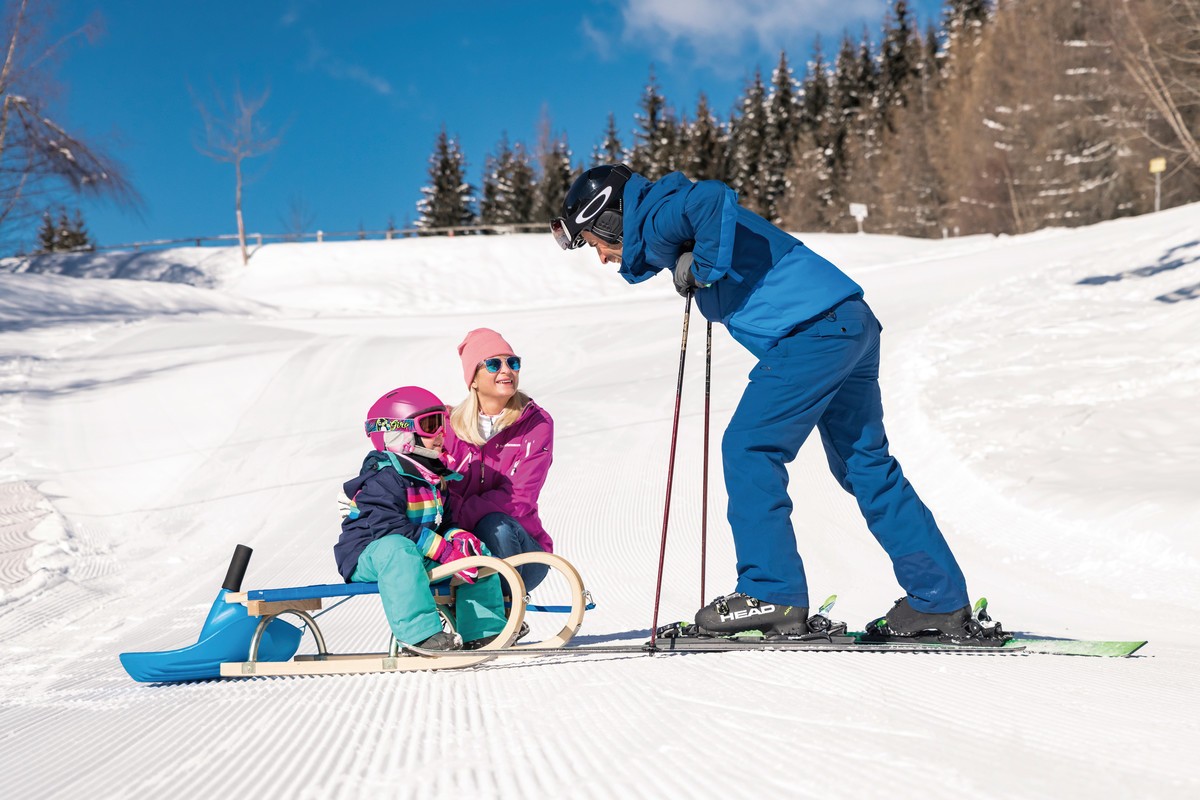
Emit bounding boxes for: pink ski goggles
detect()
[365,409,446,437]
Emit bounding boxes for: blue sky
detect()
[41,0,945,247]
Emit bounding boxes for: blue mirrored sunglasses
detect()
[481,356,521,373]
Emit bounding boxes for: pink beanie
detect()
[458,328,516,387]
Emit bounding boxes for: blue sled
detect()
[120,545,303,683]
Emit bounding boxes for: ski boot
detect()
[864,596,1009,645]
[407,631,463,653]
[463,621,531,650]
[693,592,808,637]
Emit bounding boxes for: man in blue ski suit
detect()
[551,165,972,637]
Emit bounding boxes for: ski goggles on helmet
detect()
[551,209,623,250]
[480,356,521,374]
[365,408,446,437]
[550,216,585,250]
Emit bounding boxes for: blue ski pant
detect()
[350,534,506,645]
[473,512,549,592]
[723,296,969,613]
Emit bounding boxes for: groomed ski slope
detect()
[1,205,1197,798]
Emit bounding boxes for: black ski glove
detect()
[672,252,709,297]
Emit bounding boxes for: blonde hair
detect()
[450,388,531,446]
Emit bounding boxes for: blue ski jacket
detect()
[618,172,864,358]
[333,450,468,582]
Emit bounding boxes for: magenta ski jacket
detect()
[441,400,554,553]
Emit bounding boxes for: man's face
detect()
[581,230,623,265]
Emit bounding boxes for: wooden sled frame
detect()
[219,551,588,678]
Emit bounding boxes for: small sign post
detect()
[1150,157,1166,213]
[849,203,868,234]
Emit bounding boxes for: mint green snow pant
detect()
[350,534,506,645]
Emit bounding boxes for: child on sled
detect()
[334,386,508,652]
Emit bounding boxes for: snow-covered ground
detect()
[1,207,1197,798]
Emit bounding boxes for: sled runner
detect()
[120,545,590,682]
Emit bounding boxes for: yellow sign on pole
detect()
[1150,158,1166,174]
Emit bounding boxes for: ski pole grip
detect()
[222,544,253,592]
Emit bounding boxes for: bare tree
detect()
[279,191,315,242]
[1105,0,1200,171]
[192,83,281,264]
[0,0,136,248]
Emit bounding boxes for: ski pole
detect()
[648,291,692,651]
[700,320,711,607]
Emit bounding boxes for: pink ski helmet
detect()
[364,386,447,454]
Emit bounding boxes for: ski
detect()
[474,637,1028,657]
[629,595,1147,658]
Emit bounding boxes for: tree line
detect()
[4,0,1197,254]
[418,0,1200,238]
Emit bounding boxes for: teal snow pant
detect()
[350,534,507,645]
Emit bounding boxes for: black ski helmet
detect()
[550,163,632,250]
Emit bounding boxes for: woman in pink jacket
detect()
[442,328,554,590]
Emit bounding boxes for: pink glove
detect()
[433,530,484,583]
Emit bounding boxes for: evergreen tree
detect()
[534,119,575,224]
[683,92,728,182]
[62,208,93,250]
[35,206,93,252]
[509,142,538,223]
[415,127,476,232]
[845,30,889,233]
[943,0,991,41]
[799,38,832,134]
[35,209,56,253]
[481,136,537,225]
[592,113,629,165]
[630,67,680,178]
[789,38,863,233]
[878,0,922,129]
[729,68,770,215]
[938,0,991,79]
[764,51,801,223]
[481,134,516,226]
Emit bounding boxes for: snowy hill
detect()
[1,207,1198,798]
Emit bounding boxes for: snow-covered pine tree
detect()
[35,209,56,253]
[509,142,537,223]
[480,134,515,226]
[592,113,629,166]
[878,0,922,131]
[764,51,800,224]
[729,68,770,215]
[630,68,679,178]
[874,23,945,237]
[938,0,990,81]
[683,92,728,182]
[415,127,476,233]
[61,208,93,250]
[35,206,93,252]
[787,42,834,232]
[534,118,575,224]
[482,134,538,226]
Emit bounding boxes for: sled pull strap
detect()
[222,544,254,592]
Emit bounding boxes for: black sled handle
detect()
[221,544,253,592]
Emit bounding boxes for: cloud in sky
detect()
[301,30,393,96]
[581,17,613,61]
[618,0,883,60]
